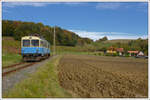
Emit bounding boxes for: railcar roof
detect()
[22,36,41,40]
[21,36,50,44]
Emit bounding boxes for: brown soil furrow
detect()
[58,55,148,98]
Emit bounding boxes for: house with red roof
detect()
[116,48,124,56]
[128,51,139,56]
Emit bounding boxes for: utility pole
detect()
[53,26,56,55]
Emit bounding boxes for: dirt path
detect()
[2,56,56,95]
[58,55,148,98]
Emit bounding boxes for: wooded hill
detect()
[2,20,93,46]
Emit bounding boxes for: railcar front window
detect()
[31,40,39,47]
[23,40,30,47]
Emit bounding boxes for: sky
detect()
[2,2,148,40]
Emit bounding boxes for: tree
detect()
[96,36,108,42]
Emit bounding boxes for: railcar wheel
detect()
[35,57,40,62]
[23,57,27,62]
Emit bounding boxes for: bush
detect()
[124,53,130,57]
[105,53,118,56]
[98,53,102,56]
[112,53,118,56]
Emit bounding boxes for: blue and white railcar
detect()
[21,36,50,61]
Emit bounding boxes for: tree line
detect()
[2,20,93,46]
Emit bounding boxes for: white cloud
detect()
[3,2,50,7]
[2,9,11,13]
[96,3,121,10]
[64,2,84,5]
[70,29,148,41]
[3,2,86,8]
[95,2,148,12]
[137,2,148,12]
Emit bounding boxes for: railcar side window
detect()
[44,41,46,48]
[40,41,44,47]
[23,40,30,47]
[31,40,39,47]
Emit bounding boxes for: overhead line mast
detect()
[53,26,56,55]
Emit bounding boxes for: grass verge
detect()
[3,55,72,98]
[2,53,22,67]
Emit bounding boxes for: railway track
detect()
[2,55,54,77]
[3,62,26,69]
[2,62,37,77]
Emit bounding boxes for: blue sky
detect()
[2,2,148,40]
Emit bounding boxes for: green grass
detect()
[2,37,21,54]
[2,37,22,67]
[56,51,105,56]
[104,39,134,44]
[2,53,22,67]
[54,45,87,52]
[3,55,72,98]
[2,37,20,48]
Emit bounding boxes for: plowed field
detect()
[58,55,148,98]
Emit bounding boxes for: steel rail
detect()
[3,62,26,69]
[2,63,36,77]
